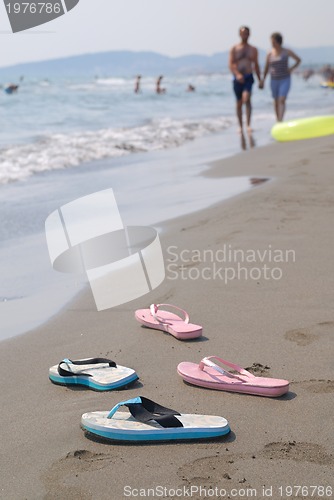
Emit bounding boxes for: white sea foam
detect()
[0,116,232,184]
[95,77,130,86]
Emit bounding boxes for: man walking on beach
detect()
[229,26,262,133]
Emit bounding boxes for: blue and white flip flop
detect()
[49,357,138,391]
[81,396,230,442]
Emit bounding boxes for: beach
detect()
[0,135,333,499]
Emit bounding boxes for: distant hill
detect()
[0,51,229,79]
[296,46,334,65]
[0,46,333,79]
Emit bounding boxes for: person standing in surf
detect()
[134,75,142,94]
[229,26,262,134]
[156,75,166,94]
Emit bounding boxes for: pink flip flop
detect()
[177,356,289,397]
[135,304,202,340]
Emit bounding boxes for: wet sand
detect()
[0,136,333,500]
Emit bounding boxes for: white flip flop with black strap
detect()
[49,357,138,391]
[81,396,230,442]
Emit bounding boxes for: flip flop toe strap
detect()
[150,304,190,325]
[58,357,117,377]
[107,396,183,428]
[199,356,255,382]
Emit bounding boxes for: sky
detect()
[0,0,333,68]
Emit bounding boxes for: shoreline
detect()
[0,129,268,342]
[0,135,333,499]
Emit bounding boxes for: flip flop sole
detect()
[81,412,230,442]
[81,424,230,442]
[136,316,202,340]
[178,372,289,397]
[49,372,139,391]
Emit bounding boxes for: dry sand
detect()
[0,136,333,500]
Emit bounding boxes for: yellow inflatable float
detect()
[271,115,334,142]
[321,82,334,89]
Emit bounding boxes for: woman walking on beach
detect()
[262,33,301,121]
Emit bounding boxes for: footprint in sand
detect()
[177,454,239,489]
[42,450,114,499]
[285,329,317,346]
[293,379,334,394]
[285,321,333,346]
[177,443,333,494]
[261,441,333,465]
[244,363,271,375]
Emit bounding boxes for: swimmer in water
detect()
[134,75,142,94]
[156,75,166,94]
[187,84,196,92]
[4,84,19,94]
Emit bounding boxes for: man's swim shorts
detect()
[233,73,254,101]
